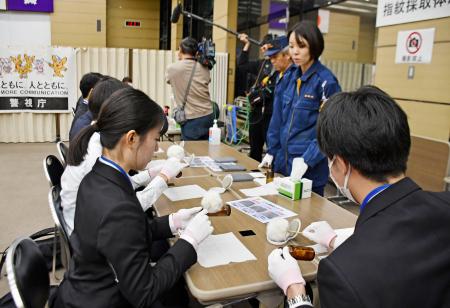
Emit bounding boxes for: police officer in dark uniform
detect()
[237,34,287,162]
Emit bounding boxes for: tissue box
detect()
[278,178,312,200]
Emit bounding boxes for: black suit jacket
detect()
[54,161,197,308]
[318,178,450,308]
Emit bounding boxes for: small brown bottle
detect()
[266,164,274,183]
[288,245,315,261]
[207,204,232,216]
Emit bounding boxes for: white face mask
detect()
[328,156,357,203]
[266,218,302,245]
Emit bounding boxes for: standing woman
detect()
[260,21,341,196]
[52,88,213,308]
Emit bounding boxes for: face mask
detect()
[266,217,301,245]
[328,156,357,203]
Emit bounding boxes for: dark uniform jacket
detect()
[317,178,450,308]
[54,160,197,308]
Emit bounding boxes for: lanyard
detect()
[99,156,133,188]
[360,184,391,213]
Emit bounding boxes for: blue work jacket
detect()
[266,60,341,189]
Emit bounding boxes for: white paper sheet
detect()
[253,177,267,186]
[197,233,257,268]
[240,182,278,197]
[227,197,297,223]
[163,185,207,202]
[249,172,266,178]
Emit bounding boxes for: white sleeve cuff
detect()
[168,214,177,235]
[131,170,152,188]
[136,176,168,212]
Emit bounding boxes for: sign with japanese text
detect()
[377,0,450,27]
[0,47,76,112]
[395,28,435,63]
[6,0,53,13]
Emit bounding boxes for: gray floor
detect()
[0,142,359,306]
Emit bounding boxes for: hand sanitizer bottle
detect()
[209,119,221,145]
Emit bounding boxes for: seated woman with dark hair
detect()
[52,88,213,308]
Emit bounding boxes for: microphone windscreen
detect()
[171,4,182,23]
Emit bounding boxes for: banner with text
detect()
[0,47,76,113]
[376,0,450,27]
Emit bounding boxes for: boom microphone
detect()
[170,3,262,46]
[171,3,182,23]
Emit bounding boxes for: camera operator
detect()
[166,37,214,140]
[237,33,286,162]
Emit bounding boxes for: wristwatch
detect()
[287,294,313,308]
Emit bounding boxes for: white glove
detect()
[268,246,305,295]
[180,209,213,251]
[147,164,164,178]
[160,157,188,180]
[258,154,273,168]
[302,221,337,249]
[290,157,308,181]
[171,207,202,230]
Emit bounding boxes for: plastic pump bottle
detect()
[209,119,221,145]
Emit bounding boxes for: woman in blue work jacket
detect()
[260,21,341,196]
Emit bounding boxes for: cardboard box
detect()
[278,178,312,200]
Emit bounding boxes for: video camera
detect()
[197,38,216,70]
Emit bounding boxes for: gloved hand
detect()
[258,154,274,168]
[180,209,213,250]
[160,157,188,180]
[302,221,337,249]
[268,246,305,295]
[171,207,202,230]
[147,164,164,178]
[290,157,308,181]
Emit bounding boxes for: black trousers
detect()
[249,112,272,162]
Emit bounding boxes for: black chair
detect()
[56,141,68,166]
[6,237,50,308]
[43,155,64,187]
[48,185,72,276]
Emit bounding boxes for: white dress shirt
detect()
[60,132,168,235]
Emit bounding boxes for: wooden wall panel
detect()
[322,12,360,61]
[51,0,106,47]
[107,0,160,49]
[377,17,450,47]
[375,43,450,103]
[397,100,450,142]
[375,17,450,141]
[357,16,376,63]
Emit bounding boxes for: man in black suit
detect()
[267,86,450,308]
[69,72,102,138]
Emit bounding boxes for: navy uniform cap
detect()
[264,36,288,57]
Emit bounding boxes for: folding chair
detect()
[56,141,68,166]
[47,186,72,279]
[43,155,64,187]
[6,237,50,308]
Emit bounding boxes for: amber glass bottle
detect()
[207,204,232,216]
[288,245,315,261]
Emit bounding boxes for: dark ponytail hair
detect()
[67,88,165,166]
